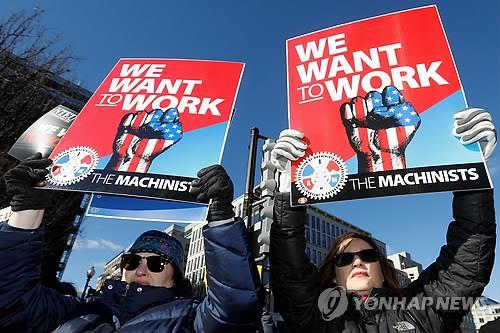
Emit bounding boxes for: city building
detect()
[387,251,423,283]
[163,224,190,273]
[304,204,386,266]
[95,251,123,291]
[470,296,500,331]
[184,222,208,296]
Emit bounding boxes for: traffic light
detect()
[256,138,276,255]
[257,202,273,253]
[260,139,276,198]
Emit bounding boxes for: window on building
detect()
[312,249,317,264]
[321,234,326,248]
[479,318,484,323]
[321,220,325,231]
[306,247,310,260]
[495,308,500,314]
[316,231,320,245]
[306,214,310,226]
[305,227,310,242]
[312,216,316,229]
[336,226,339,237]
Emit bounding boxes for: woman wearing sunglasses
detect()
[0,164,263,332]
[269,108,497,333]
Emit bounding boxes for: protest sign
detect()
[8,105,78,160]
[45,59,244,203]
[287,5,491,205]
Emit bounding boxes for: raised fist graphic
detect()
[106,108,183,172]
[340,86,421,173]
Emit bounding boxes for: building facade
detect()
[96,251,123,291]
[470,296,500,331]
[387,251,423,283]
[183,222,208,296]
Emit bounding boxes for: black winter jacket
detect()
[270,190,496,333]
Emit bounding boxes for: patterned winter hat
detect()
[127,230,184,276]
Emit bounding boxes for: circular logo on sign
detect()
[47,146,99,186]
[295,152,347,200]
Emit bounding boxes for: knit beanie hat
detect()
[127,230,184,277]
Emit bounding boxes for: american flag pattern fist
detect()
[340,85,421,172]
[107,108,183,173]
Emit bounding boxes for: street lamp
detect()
[81,266,95,300]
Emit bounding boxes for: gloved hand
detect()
[106,108,183,172]
[270,129,307,193]
[3,153,53,211]
[189,165,235,222]
[453,107,497,161]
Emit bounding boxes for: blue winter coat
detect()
[0,218,263,333]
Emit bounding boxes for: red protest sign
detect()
[287,6,491,205]
[46,59,244,203]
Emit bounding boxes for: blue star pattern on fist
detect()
[366,86,421,128]
[146,108,183,141]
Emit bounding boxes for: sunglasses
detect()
[334,248,378,267]
[121,254,171,273]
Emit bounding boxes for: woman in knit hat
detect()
[0,164,263,332]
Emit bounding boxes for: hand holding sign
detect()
[340,85,421,172]
[106,108,183,173]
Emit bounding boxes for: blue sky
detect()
[1,0,498,300]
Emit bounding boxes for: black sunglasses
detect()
[334,248,378,267]
[121,254,170,273]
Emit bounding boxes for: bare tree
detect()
[0,8,90,290]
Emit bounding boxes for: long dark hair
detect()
[318,232,402,296]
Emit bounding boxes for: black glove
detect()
[3,153,53,211]
[189,165,235,222]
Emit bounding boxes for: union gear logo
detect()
[295,152,347,201]
[47,146,99,186]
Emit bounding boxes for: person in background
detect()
[269,108,497,332]
[0,162,263,333]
